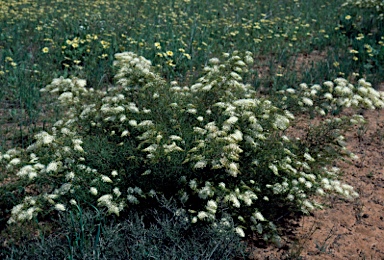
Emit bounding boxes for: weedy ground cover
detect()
[0,0,383,259]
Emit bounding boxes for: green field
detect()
[0,0,383,148]
[0,0,383,258]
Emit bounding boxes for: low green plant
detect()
[1,50,383,244]
[1,198,246,259]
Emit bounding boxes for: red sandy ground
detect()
[249,89,384,259]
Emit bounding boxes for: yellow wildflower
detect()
[183,53,191,59]
[167,60,176,67]
[100,40,110,49]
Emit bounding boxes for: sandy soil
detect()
[249,102,384,259]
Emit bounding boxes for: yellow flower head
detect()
[42,47,49,53]
[183,53,191,60]
[100,40,110,49]
[166,60,176,67]
[166,51,173,57]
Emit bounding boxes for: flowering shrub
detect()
[1,51,384,242]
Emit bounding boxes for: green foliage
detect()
[342,0,384,20]
[2,50,383,244]
[1,199,247,259]
[1,0,384,256]
[2,0,384,152]
[337,1,384,84]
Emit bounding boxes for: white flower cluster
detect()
[281,78,384,115]
[113,52,160,88]
[97,194,123,216]
[41,77,87,106]
[6,196,41,224]
[3,117,100,222]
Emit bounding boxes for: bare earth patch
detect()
[249,105,384,259]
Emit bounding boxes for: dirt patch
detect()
[248,108,384,259]
[290,50,327,73]
[294,108,384,259]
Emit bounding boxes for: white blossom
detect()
[269,164,278,175]
[226,116,239,125]
[304,152,315,162]
[113,187,122,197]
[17,165,35,178]
[98,194,113,205]
[121,130,129,137]
[254,212,265,221]
[128,120,137,126]
[46,162,58,173]
[101,175,113,183]
[54,203,66,211]
[316,188,325,196]
[191,217,198,223]
[235,226,245,237]
[197,211,209,220]
[90,187,98,195]
[9,158,21,166]
[302,97,313,106]
[194,160,207,169]
[287,194,295,201]
[74,144,84,152]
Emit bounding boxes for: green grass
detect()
[0,0,382,152]
[0,0,383,258]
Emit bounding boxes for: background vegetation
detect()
[0,0,383,258]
